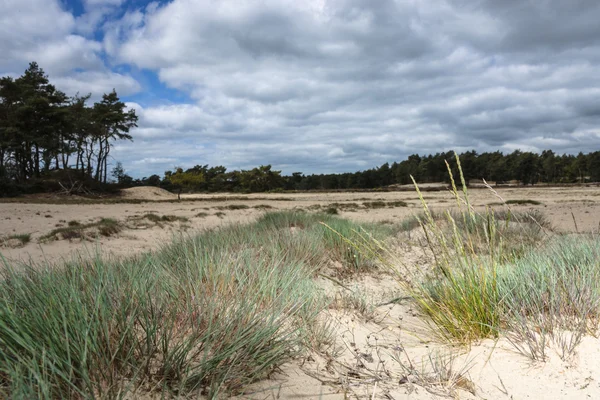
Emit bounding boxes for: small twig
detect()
[376,296,412,307]
[318,273,354,292]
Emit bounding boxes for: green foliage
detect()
[0,63,137,188]
[166,168,205,192]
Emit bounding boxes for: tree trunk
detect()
[94,138,103,182]
[103,139,110,184]
[34,143,40,177]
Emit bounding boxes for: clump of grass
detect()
[328,202,360,211]
[253,204,274,210]
[41,218,124,241]
[363,200,387,209]
[195,212,209,218]
[329,288,376,320]
[258,212,393,275]
[143,213,189,224]
[505,199,542,205]
[394,349,476,398]
[0,211,393,398]
[215,204,249,210]
[388,200,409,207]
[366,154,599,362]
[324,206,339,215]
[399,156,547,342]
[215,211,226,218]
[97,218,121,236]
[11,233,31,245]
[362,200,408,209]
[1,233,32,247]
[499,235,600,360]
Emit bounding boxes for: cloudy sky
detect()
[2,0,600,177]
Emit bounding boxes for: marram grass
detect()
[340,152,600,361]
[0,211,390,399]
[397,154,599,359]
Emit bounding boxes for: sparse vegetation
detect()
[253,204,275,209]
[1,233,32,247]
[215,204,249,210]
[363,200,408,209]
[505,199,543,205]
[143,213,189,223]
[394,349,476,398]
[41,218,124,241]
[358,154,600,362]
[363,200,387,208]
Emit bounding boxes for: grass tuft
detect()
[505,199,542,205]
[1,233,32,247]
[215,204,250,210]
[0,211,396,398]
[41,218,124,241]
[143,213,188,223]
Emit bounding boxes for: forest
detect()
[145,149,600,194]
[2,63,600,196]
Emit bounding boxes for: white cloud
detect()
[53,71,141,99]
[0,0,141,103]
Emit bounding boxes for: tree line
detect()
[3,63,600,196]
[117,149,600,194]
[0,62,137,194]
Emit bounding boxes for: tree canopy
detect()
[0,62,137,192]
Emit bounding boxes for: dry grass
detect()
[40,218,123,241]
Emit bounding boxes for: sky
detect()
[1,0,600,177]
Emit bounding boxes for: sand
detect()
[120,186,178,201]
[1,185,600,399]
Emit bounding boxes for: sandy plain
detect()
[1,185,598,264]
[1,185,600,399]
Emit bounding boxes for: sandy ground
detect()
[1,185,600,399]
[1,185,599,264]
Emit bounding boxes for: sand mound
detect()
[120,186,177,201]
